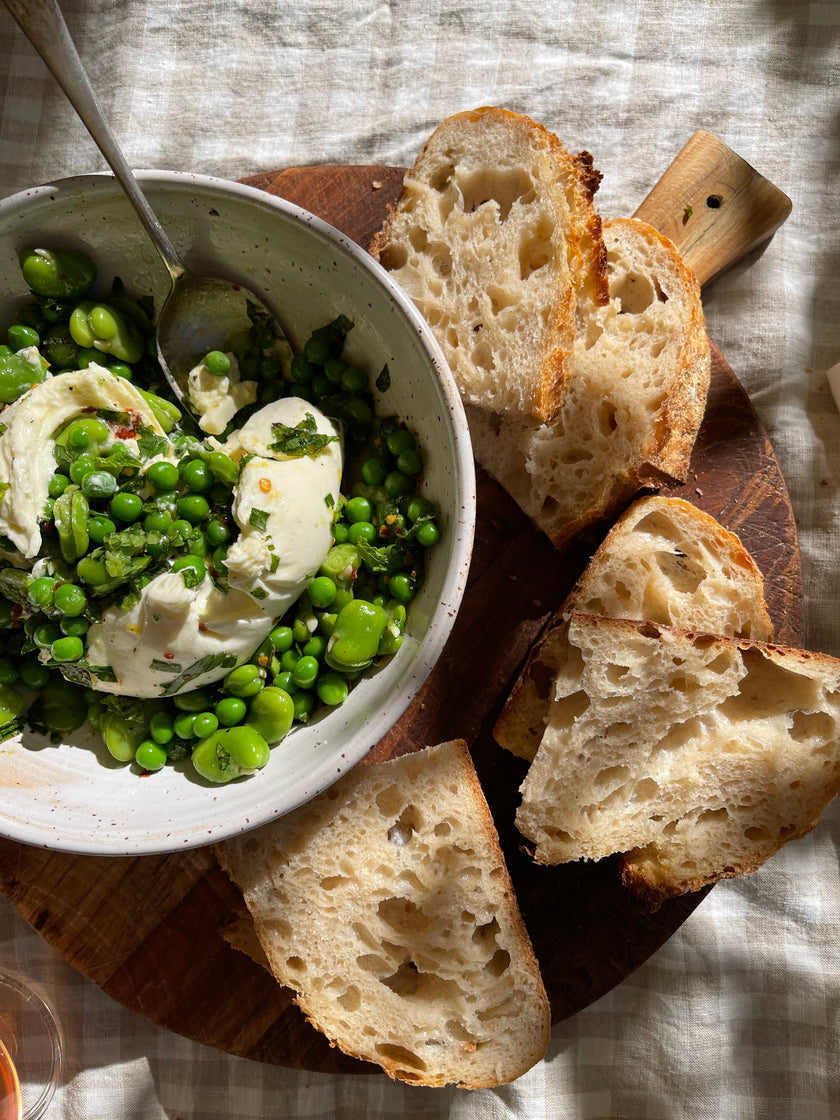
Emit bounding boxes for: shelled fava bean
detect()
[0,250,441,782]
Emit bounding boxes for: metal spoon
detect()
[3,0,282,415]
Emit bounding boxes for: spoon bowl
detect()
[2,0,286,418]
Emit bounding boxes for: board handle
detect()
[633,130,792,287]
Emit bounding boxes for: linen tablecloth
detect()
[0,2,838,1117]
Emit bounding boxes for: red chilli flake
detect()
[113,409,142,440]
[163,651,175,660]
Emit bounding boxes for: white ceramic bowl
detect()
[0,171,475,855]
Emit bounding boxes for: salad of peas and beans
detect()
[0,247,441,784]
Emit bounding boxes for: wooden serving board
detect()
[0,163,801,1074]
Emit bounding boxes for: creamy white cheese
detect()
[0,366,164,559]
[84,572,273,695]
[187,353,257,435]
[82,397,341,697]
[225,397,342,607]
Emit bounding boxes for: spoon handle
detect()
[3,0,184,280]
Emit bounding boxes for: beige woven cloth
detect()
[0,1,839,1117]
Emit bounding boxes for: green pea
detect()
[340,365,367,393]
[172,554,206,588]
[384,470,415,499]
[192,711,219,739]
[332,522,349,544]
[18,658,50,690]
[361,457,386,486]
[307,576,337,610]
[53,583,87,617]
[388,572,415,603]
[50,635,84,662]
[27,575,58,610]
[178,457,212,493]
[34,622,62,649]
[8,323,40,351]
[205,519,231,547]
[110,491,143,523]
[325,599,388,672]
[385,428,415,456]
[323,357,346,384]
[88,514,116,544]
[135,739,168,772]
[173,710,198,739]
[303,336,331,364]
[292,655,319,689]
[290,354,314,384]
[86,700,105,729]
[416,521,440,547]
[292,691,316,723]
[60,615,89,637]
[223,663,263,698]
[190,725,270,783]
[0,683,24,727]
[302,634,327,660]
[396,448,422,476]
[100,710,146,763]
[345,496,373,524]
[406,496,435,522]
[245,686,294,745]
[148,710,175,745]
[143,510,172,533]
[272,670,297,694]
[48,473,70,499]
[268,625,294,653]
[347,521,377,545]
[316,671,349,707]
[176,494,210,525]
[145,460,179,491]
[108,361,133,380]
[172,688,212,712]
[76,556,109,587]
[20,248,97,300]
[215,696,247,726]
[204,350,231,376]
[81,470,117,500]
[167,519,193,546]
[279,648,300,673]
[37,676,86,732]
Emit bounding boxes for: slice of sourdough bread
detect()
[216,740,551,1088]
[466,217,711,551]
[370,105,607,423]
[495,495,773,761]
[515,613,840,904]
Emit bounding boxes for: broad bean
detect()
[245,687,294,745]
[191,725,270,783]
[325,599,388,672]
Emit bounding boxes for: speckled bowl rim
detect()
[0,170,476,855]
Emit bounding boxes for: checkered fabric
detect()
[0,1,839,1117]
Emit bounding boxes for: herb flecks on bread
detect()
[371,106,608,423]
[216,740,550,1089]
[515,614,840,905]
[467,218,711,550]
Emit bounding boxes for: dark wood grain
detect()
[0,166,802,1070]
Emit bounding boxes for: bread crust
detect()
[371,106,608,423]
[467,217,712,551]
[216,740,550,1088]
[515,613,840,906]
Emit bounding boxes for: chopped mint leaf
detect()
[150,658,182,673]
[249,507,270,532]
[251,586,268,600]
[376,364,391,392]
[136,428,170,459]
[159,652,238,697]
[269,412,338,458]
[324,493,335,509]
